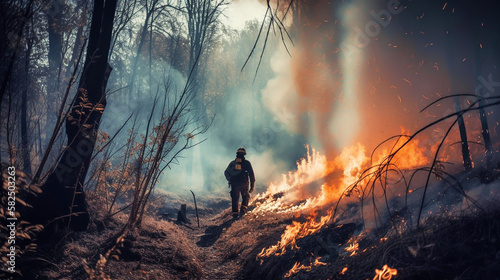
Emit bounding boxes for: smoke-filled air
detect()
[1,0,500,279]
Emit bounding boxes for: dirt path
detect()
[183,212,243,280]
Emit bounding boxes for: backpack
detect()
[226,158,248,185]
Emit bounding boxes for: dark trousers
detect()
[230,184,250,217]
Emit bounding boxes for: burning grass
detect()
[325,208,500,280]
[235,207,500,280]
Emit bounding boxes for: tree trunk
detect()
[46,0,64,140]
[453,96,473,171]
[445,13,472,172]
[21,36,32,176]
[128,3,154,97]
[0,1,33,114]
[64,2,87,82]
[30,0,117,232]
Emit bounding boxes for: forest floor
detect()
[17,186,500,280]
[26,191,280,280]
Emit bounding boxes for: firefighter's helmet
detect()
[237,147,246,155]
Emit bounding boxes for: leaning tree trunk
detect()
[452,96,473,171]
[29,0,117,232]
[445,12,472,172]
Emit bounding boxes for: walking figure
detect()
[224,147,255,219]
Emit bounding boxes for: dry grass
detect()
[0,164,43,279]
[27,212,203,280]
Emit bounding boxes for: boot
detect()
[239,205,248,217]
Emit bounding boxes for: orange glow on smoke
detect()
[373,127,432,170]
[317,143,367,205]
[373,265,398,280]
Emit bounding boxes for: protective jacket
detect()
[225,155,255,218]
[224,156,255,187]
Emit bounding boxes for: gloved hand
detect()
[249,183,255,193]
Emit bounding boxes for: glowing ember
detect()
[284,257,327,278]
[344,237,359,256]
[284,262,301,278]
[373,265,398,280]
[340,266,348,275]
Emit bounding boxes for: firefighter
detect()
[224,147,255,219]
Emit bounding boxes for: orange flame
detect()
[255,133,432,260]
[257,208,334,257]
[252,146,330,215]
[284,257,327,278]
[373,265,398,280]
[373,128,431,169]
[268,145,330,195]
[340,266,348,275]
[344,237,359,256]
[317,143,367,205]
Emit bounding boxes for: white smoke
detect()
[261,45,299,133]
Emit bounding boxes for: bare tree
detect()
[28,0,118,232]
[89,63,210,279]
[46,0,64,127]
[127,0,177,97]
[184,0,227,190]
[21,19,33,176]
[0,0,35,108]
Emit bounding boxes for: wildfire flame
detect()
[255,144,368,258]
[255,131,431,260]
[344,237,359,256]
[373,127,432,169]
[284,257,327,278]
[253,143,367,215]
[251,146,329,215]
[373,264,398,280]
[257,208,335,257]
[316,143,367,205]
